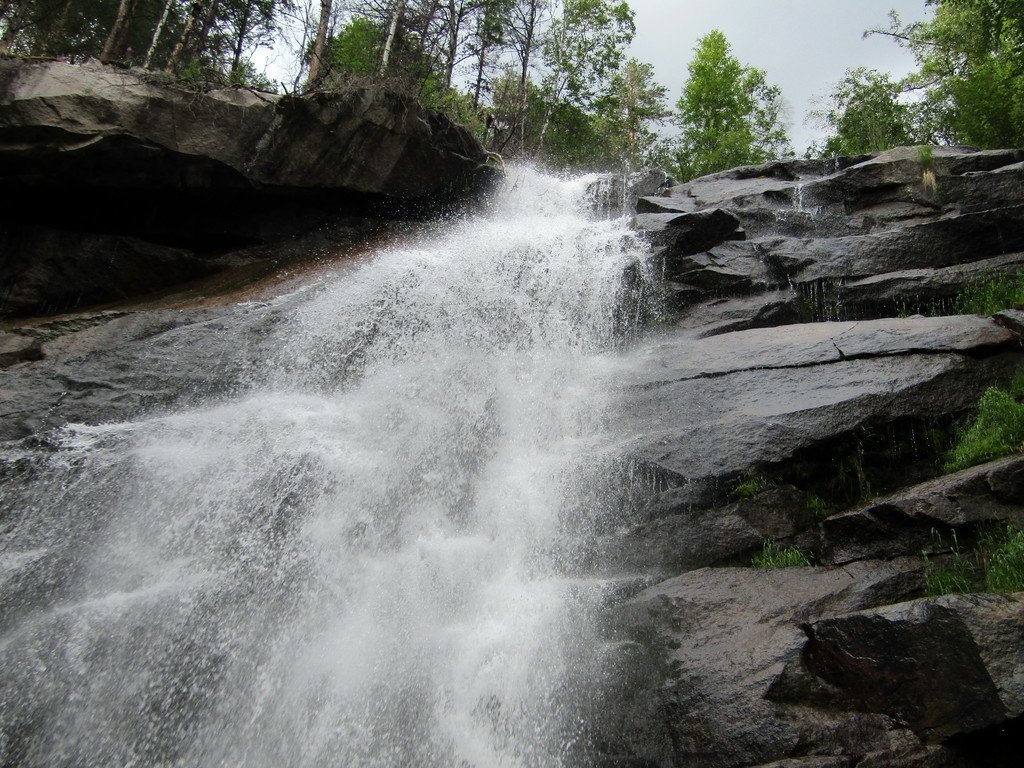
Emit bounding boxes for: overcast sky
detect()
[627,0,933,152]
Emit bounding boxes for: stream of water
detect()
[0,168,657,767]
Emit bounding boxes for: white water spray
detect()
[0,168,657,767]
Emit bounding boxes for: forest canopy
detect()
[1,0,1022,173]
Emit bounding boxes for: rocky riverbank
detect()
[1,67,1023,764]
[593,146,1024,767]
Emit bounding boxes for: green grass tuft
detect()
[946,386,1024,472]
[924,529,976,596]
[924,554,976,596]
[752,540,812,568]
[917,145,935,171]
[954,272,1024,316]
[806,492,830,518]
[924,525,1024,596]
[731,472,773,500]
[979,524,1024,593]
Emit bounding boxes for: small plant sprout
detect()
[752,539,812,568]
[731,471,773,500]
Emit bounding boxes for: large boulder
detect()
[822,454,1024,564]
[0,58,488,198]
[600,559,930,767]
[795,594,1024,742]
[0,59,494,317]
[600,149,1024,767]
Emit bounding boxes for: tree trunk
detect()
[472,40,487,108]
[144,0,176,68]
[194,0,220,61]
[164,0,201,73]
[0,1,25,54]
[49,0,76,54]
[305,0,331,90]
[512,0,540,149]
[443,0,462,89]
[230,0,251,74]
[101,0,137,62]
[379,0,407,76]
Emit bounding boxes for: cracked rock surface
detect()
[594,147,1024,767]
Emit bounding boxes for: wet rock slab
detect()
[613,314,1021,506]
[605,559,929,767]
[822,454,1024,564]
[637,146,1024,320]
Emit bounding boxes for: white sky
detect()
[628,0,933,152]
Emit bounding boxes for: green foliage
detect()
[752,540,811,569]
[543,0,635,110]
[811,67,914,157]
[954,271,1024,315]
[925,524,1024,595]
[594,57,670,169]
[423,84,487,136]
[806,492,830,519]
[226,59,275,90]
[876,0,1024,148]
[924,553,977,595]
[979,524,1024,592]
[924,529,977,596]
[330,16,383,77]
[946,382,1024,472]
[834,429,872,504]
[673,30,792,181]
[917,144,935,170]
[731,471,773,500]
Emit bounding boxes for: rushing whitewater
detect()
[0,168,658,767]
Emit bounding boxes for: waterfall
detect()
[0,167,658,767]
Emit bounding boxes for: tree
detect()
[542,0,633,108]
[331,14,384,74]
[595,57,669,168]
[220,0,282,78]
[101,0,140,60]
[809,67,914,156]
[305,0,332,88]
[673,29,792,181]
[537,0,633,151]
[500,0,546,149]
[467,0,512,107]
[871,0,1024,147]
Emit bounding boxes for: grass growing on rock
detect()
[752,540,811,568]
[731,472,774,500]
[953,272,1024,316]
[924,532,976,596]
[979,524,1024,593]
[925,525,1024,595]
[946,374,1024,472]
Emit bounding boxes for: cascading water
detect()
[0,167,658,767]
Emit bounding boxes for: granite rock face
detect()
[0,59,494,317]
[2,145,1024,766]
[634,146,1024,331]
[591,147,1024,767]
